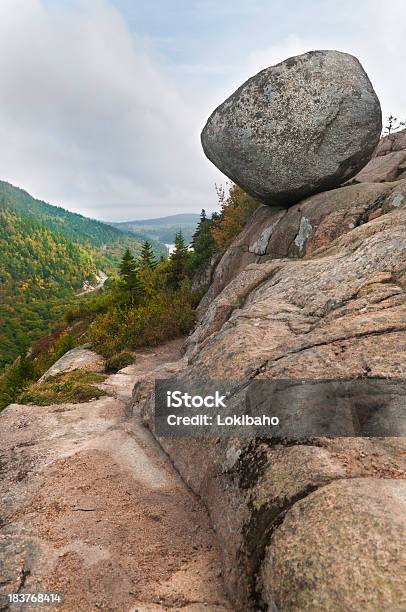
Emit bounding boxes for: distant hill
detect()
[0,180,165,367]
[0,181,164,259]
[110,213,201,244]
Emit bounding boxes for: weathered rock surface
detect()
[38,346,104,382]
[353,151,406,183]
[201,50,381,206]
[261,478,406,612]
[137,129,406,610]
[199,179,406,309]
[375,127,406,156]
[353,128,406,183]
[191,253,222,293]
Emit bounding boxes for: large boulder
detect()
[201,50,381,206]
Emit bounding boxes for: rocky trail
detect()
[0,340,231,612]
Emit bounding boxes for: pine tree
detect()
[119,248,143,304]
[167,230,190,289]
[190,209,215,271]
[119,248,135,282]
[191,209,206,250]
[139,240,157,270]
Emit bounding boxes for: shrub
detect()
[65,304,82,323]
[88,286,196,357]
[104,350,135,373]
[0,331,78,411]
[0,356,34,410]
[384,114,405,135]
[17,370,106,406]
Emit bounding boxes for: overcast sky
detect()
[0,0,405,221]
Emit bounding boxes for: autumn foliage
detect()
[210,184,259,252]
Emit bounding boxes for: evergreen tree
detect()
[119,248,143,304]
[191,209,206,249]
[119,248,135,282]
[167,230,190,289]
[139,240,157,270]
[190,209,215,271]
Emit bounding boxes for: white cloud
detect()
[0,0,404,221]
[0,0,223,220]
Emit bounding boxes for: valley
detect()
[0,180,166,368]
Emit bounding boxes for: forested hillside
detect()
[0,181,164,263]
[0,181,165,367]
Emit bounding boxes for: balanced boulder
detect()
[201,50,382,206]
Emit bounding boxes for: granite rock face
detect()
[201,50,381,206]
[375,127,406,156]
[352,127,406,183]
[135,134,406,610]
[198,179,405,310]
[139,211,406,608]
[261,478,406,612]
[140,197,406,607]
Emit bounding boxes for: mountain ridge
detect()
[111,212,201,225]
[110,212,201,244]
[0,180,163,250]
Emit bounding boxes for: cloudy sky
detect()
[0,0,405,221]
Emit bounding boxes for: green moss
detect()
[18,370,106,406]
